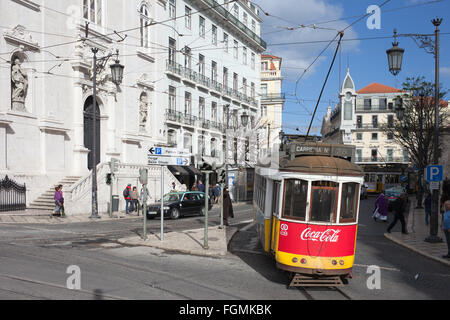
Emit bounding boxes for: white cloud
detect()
[255,0,360,81]
[441,67,450,77]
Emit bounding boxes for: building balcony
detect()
[356,106,395,113]
[355,157,410,164]
[166,61,258,106]
[261,93,286,101]
[261,70,281,79]
[192,0,267,51]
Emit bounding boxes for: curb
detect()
[118,226,242,258]
[384,233,450,267]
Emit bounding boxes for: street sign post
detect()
[149,147,190,157]
[147,147,192,242]
[148,156,190,166]
[426,165,443,182]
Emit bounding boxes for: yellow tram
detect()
[253,142,364,286]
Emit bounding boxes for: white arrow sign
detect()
[149,147,190,157]
[148,156,191,166]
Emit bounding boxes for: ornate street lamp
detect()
[90,48,124,219]
[386,30,405,76]
[110,54,125,85]
[387,18,443,243]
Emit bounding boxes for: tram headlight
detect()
[340,260,345,266]
[300,258,307,264]
[292,258,298,263]
[332,260,337,266]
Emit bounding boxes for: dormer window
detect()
[83,0,103,25]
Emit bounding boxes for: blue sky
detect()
[255,0,450,135]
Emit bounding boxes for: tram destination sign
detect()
[289,143,354,160]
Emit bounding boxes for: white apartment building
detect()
[160,0,265,189]
[0,0,265,214]
[321,70,411,192]
[260,54,285,157]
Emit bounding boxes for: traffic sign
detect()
[430,181,440,190]
[426,165,443,182]
[149,147,190,157]
[148,156,190,166]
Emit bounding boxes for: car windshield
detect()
[163,193,182,202]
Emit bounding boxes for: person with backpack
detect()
[123,184,132,215]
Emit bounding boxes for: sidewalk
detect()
[117,225,240,257]
[0,209,141,224]
[384,198,450,267]
[0,202,250,225]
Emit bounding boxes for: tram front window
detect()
[310,181,338,223]
[283,179,308,221]
[340,182,359,223]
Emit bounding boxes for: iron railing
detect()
[0,175,26,212]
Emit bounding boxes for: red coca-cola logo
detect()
[300,228,341,243]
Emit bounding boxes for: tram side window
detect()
[310,181,338,223]
[340,182,359,223]
[282,179,308,221]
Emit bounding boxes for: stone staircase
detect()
[28,176,82,211]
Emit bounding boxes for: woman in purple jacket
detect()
[54,185,63,217]
[373,193,388,222]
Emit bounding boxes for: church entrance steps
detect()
[28,176,82,211]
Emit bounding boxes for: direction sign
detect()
[149,147,190,157]
[148,156,190,166]
[426,165,443,182]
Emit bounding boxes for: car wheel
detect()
[170,208,180,220]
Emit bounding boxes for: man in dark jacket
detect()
[387,193,409,234]
[223,186,234,226]
[123,184,132,215]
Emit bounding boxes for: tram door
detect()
[269,181,281,254]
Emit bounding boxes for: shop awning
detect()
[168,165,190,176]
[185,165,202,176]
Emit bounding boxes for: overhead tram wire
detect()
[0,0,238,57]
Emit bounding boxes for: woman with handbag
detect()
[373,193,388,222]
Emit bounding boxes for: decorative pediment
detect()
[137,74,154,91]
[3,25,39,51]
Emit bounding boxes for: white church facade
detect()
[0,0,265,214]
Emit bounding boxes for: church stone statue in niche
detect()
[11,58,28,112]
[139,92,148,132]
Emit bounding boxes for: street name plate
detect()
[149,147,190,157]
[148,156,191,166]
[430,181,440,190]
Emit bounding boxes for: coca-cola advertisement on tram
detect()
[277,222,358,257]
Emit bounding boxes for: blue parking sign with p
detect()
[426,165,443,182]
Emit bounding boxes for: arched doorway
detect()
[84,96,101,170]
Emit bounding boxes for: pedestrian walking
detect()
[131,186,139,213]
[123,184,132,215]
[424,192,432,226]
[373,193,388,222]
[171,181,177,192]
[197,180,205,192]
[387,193,409,234]
[229,184,235,203]
[214,184,221,204]
[442,200,450,259]
[53,185,64,217]
[223,186,234,226]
